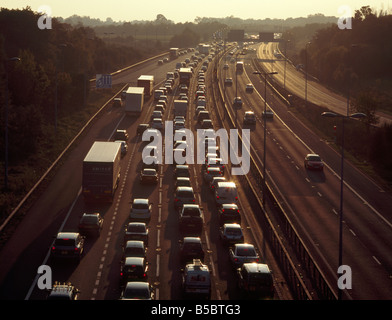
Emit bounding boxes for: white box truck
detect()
[82,141,121,203]
[125,87,144,115]
[174,100,188,118]
[137,75,154,96]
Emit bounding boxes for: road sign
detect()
[96,74,112,89]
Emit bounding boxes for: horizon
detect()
[1,0,391,24]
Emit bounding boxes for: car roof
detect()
[125,240,145,248]
[242,263,271,274]
[235,243,255,249]
[56,232,79,239]
[176,186,193,192]
[124,257,145,265]
[133,198,149,204]
[223,223,241,229]
[125,281,150,290]
[183,237,202,243]
[183,204,199,209]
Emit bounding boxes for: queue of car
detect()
[47,45,274,300]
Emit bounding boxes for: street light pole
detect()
[253,70,278,207]
[321,111,366,299]
[305,42,311,106]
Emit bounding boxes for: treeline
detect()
[0,7,163,166]
[283,6,392,184]
[285,6,392,116]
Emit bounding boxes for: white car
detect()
[229,243,259,268]
[130,198,152,221]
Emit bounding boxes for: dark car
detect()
[124,222,149,245]
[78,213,103,236]
[174,165,190,178]
[46,282,80,300]
[237,263,274,299]
[218,203,241,225]
[179,237,205,265]
[137,123,150,135]
[201,119,214,129]
[120,257,148,285]
[197,110,210,124]
[123,240,147,260]
[113,129,129,141]
[304,153,324,171]
[243,111,256,125]
[50,232,85,263]
[174,186,196,210]
[119,282,154,300]
[179,204,204,234]
[140,168,158,184]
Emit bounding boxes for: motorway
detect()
[258,42,392,126]
[222,44,392,299]
[0,42,391,300]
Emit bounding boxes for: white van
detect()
[214,181,238,206]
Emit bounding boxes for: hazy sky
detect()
[1,0,390,23]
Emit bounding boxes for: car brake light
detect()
[51,246,56,251]
[235,196,238,200]
[74,247,79,252]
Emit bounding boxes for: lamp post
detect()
[284,39,290,90]
[253,70,278,206]
[4,57,21,191]
[304,41,311,106]
[321,111,365,299]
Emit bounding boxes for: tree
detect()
[351,89,379,127]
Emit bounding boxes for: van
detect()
[214,181,238,206]
[182,259,211,299]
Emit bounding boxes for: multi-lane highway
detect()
[0,42,391,301]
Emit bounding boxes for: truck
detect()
[174,100,188,118]
[179,67,192,87]
[82,141,121,203]
[169,47,179,60]
[124,87,144,115]
[137,75,154,96]
[182,259,211,299]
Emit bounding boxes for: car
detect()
[144,145,160,158]
[46,282,80,300]
[175,177,192,188]
[50,232,85,263]
[115,140,128,156]
[120,257,148,285]
[130,198,152,222]
[78,213,103,237]
[229,243,259,269]
[233,97,243,108]
[223,63,229,70]
[197,110,210,124]
[119,282,154,300]
[113,129,128,141]
[142,155,159,171]
[205,157,225,172]
[113,97,122,107]
[219,223,244,245]
[140,168,158,185]
[174,115,185,123]
[224,78,233,85]
[174,120,185,130]
[203,167,224,183]
[304,153,324,171]
[142,129,160,145]
[195,106,206,116]
[124,222,149,245]
[122,240,147,260]
[237,263,274,299]
[179,204,204,234]
[174,164,190,178]
[151,110,163,121]
[174,186,196,209]
[201,119,214,129]
[218,203,241,225]
[262,109,274,118]
[245,83,254,93]
[179,237,205,265]
[243,111,256,125]
[150,118,163,130]
[154,105,165,114]
[182,259,211,299]
[209,176,226,193]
